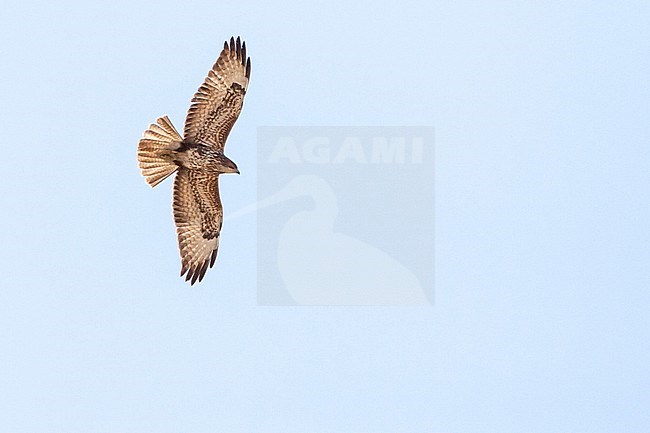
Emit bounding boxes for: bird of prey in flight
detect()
[137,36,251,285]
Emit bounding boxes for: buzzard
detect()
[137,36,251,285]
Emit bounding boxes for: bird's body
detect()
[173,142,239,173]
[137,36,251,285]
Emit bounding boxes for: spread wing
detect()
[184,36,251,151]
[173,168,223,285]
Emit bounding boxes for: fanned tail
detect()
[137,116,183,187]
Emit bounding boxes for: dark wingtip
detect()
[191,269,199,285]
[210,249,217,268]
[245,58,251,79]
[229,36,235,52]
[241,41,247,65]
[198,260,209,283]
[223,40,228,50]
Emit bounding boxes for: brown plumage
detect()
[137,36,251,285]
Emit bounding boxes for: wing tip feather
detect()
[210,249,218,268]
[224,36,248,63]
[178,247,218,285]
[198,259,209,283]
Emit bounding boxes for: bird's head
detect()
[217,154,240,174]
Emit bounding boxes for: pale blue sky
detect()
[1,1,649,432]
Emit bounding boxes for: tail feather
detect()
[137,116,182,187]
